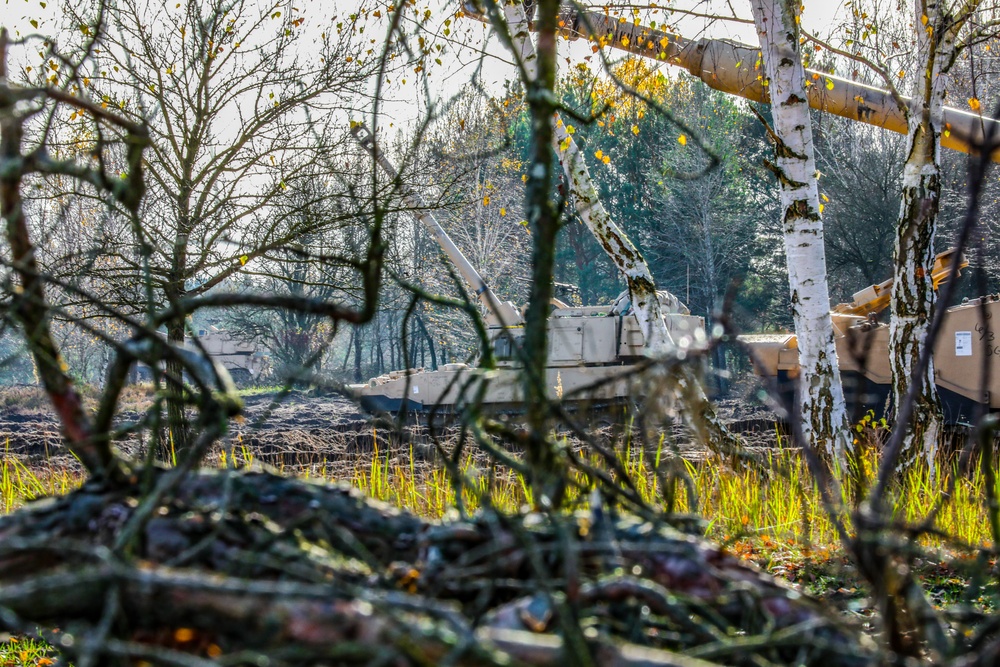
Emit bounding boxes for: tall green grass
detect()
[4,433,1000,553]
[349,441,1000,552]
[1,443,80,514]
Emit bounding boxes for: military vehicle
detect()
[350,3,1000,420]
[741,251,1000,424]
[194,326,268,385]
[347,122,705,415]
[136,327,268,386]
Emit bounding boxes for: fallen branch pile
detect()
[0,468,872,666]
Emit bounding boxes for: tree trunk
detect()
[751,0,852,464]
[889,0,971,469]
[503,1,743,460]
[512,0,565,505]
[164,316,189,461]
[354,327,364,382]
[416,314,437,370]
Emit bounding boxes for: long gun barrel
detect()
[833,248,967,317]
[350,122,523,324]
[462,1,999,160]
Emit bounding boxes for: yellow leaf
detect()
[621,35,629,47]
[602,155,610,164]
[594,149,603,159]
[566,125,575,134]
[819,203,825,214]
[677,134,687,145]
[239,255,249,265]
[559,136,571,151]
[174,628,196,643]
[825,79,834,90]
[631,124,639,135]
[522,174,528,182]
[482,195,490,206]
[898,69,905,78]
[921,14,928,25]
[500,207,507,217]
[821,193,829,202]
[969,97,981,111]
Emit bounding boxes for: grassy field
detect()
[3,420,1000,664]
[5,425,1000,555]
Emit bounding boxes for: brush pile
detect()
[0,467,872,667]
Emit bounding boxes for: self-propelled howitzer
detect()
[456,2,1000,422]
[346,123,705,416]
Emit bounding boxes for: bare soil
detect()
[0,386,785,473]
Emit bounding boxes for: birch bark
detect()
[750,0,852,463]
[502,1,743,457]
[890,0,975,469]
[500,1,670,352]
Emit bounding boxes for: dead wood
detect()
[0,468,872,666]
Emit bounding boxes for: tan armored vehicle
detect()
[351,4,999,419]
[742,252,1000,424]
[347,123,705,415]
[194,326,268,385]
[135,327,268,386]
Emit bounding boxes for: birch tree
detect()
[890,0,980,468]
[493,0,743,458]
[750,0,853,463]
[498,1,671,352]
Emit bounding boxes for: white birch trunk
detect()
[751,0,852,463]
[890,0,974,469]
[503,1,743,458]
[501,1,671,353]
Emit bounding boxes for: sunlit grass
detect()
[0,634,58,667]
[0,443,81,514]
[345,432,1000,555]
[4,427,1000,555]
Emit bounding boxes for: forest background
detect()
[1,0,995,388]
[2,0,1000,665]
